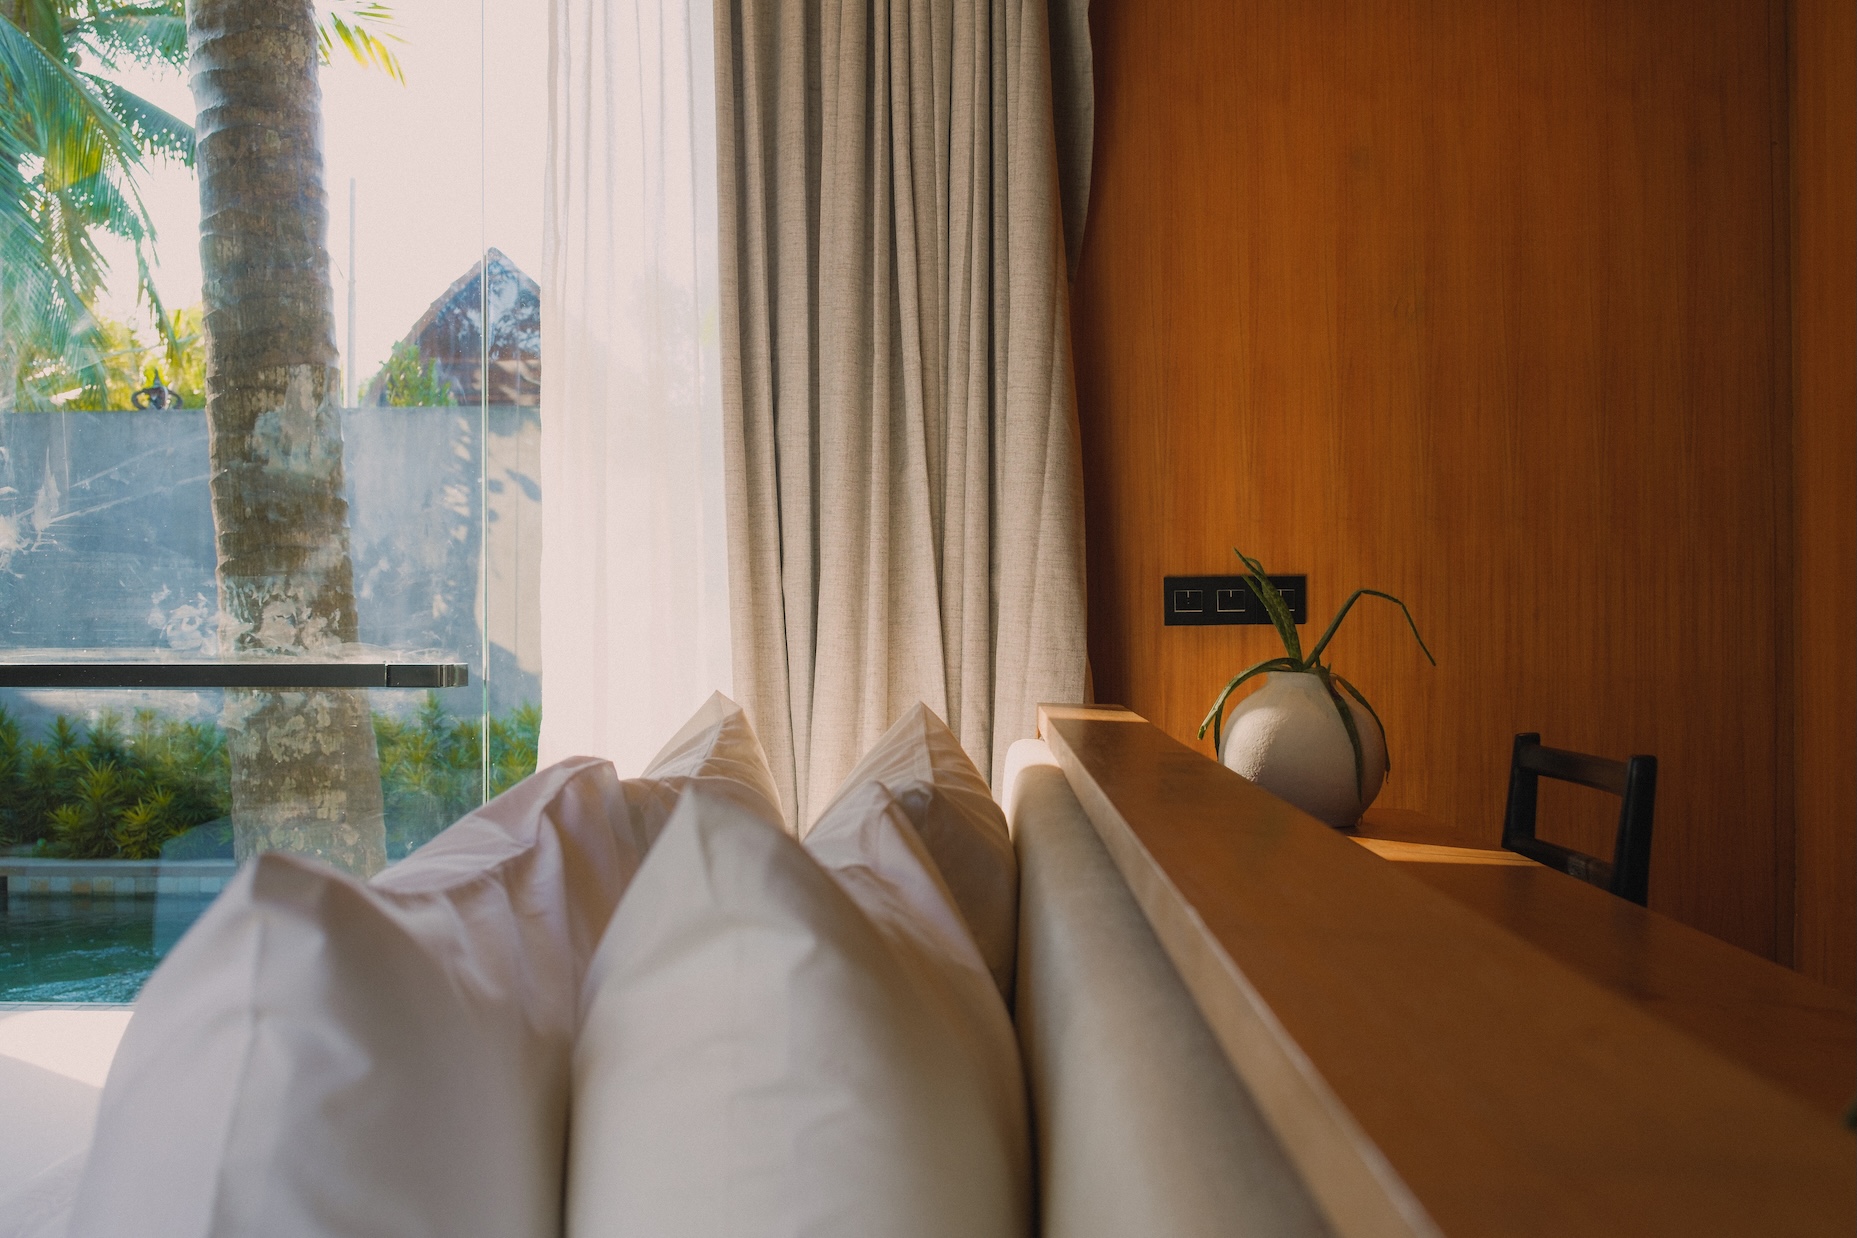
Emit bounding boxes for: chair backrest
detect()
[1501,733,1657,905]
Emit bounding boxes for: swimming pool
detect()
[0,894,217,1004]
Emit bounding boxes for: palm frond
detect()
[7,0,64,58]
[85,74,193,164]
[0,14,137,160]
[318,4,404,83]
[0,6,184,408]
[67,6,188,71]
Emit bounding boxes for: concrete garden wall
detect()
[0,406,540,726]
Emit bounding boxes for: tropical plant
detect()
[373,692,482,854]
[0,706,231,857]
[1198,550,1435,797]
[486,701,541,795]
[13,302,204,407]
[5,0,411,870]
[0,0,401,409]
[371,696,540,856]
[0,702,540,861]
[371,338,454,406]
[0,0,194,409]
[316,0,401,83]
[129,299,202,402]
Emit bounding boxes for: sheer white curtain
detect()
[538,0,732,773]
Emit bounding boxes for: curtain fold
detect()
[1046,0,1093,281]
[715,0,1088,826]
[538,0,734,774]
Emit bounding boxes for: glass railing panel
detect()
[0,0,544,1005]
[0,400,530,999]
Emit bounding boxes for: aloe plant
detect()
[1197,550,1436,798]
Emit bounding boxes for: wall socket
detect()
[1163,575,1308,626]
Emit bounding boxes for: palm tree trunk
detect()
[188,0,384,875]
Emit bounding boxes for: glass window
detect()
[0,0,542,1002]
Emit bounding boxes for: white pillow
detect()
[603,690,785,873]
[810,702,1018,998]
[566,780,1030,1238]
[638,689,784,822]
[71,756,635,1238]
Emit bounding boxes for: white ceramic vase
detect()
[1219,670,1388,829]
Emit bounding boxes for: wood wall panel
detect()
[1791,0,1857,990]
[1074,0,1792,956]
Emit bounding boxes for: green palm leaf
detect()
[86,76,193,164]
[318,3,404,83]
[6,0,62,54]
[0,16,137,161]
[69,7,189,70]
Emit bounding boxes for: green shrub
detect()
[0,699,541,862]
[0,708,231,859]
[486,702,542,798]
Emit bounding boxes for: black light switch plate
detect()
[1164,575,1308,626]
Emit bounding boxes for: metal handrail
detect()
[0,663,469,690]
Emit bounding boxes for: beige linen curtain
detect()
[715,0,1090,826]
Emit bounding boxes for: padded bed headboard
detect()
[1008,752,1331,1238]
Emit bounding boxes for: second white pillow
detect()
[808,702,1018,999]
[566,780,1029,1238]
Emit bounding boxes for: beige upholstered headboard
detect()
[1010,753,1331,1238]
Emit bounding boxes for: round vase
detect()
[1219,670,1388,829]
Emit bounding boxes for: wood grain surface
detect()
[1354,834,1856,1115]
[1073,0,1800,960]
[1349,837,1535,866]
[1788,0,1857,991]
[1040,705,1856,1238]
[1358,790,1857,1105]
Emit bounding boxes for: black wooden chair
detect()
[1501,733,1657,906]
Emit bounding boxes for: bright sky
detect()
[96,0,547,400]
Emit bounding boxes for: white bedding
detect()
[0,1008,133,1238]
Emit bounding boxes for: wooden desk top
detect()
[1039,704,1855,1238]
[1348,833,1857,1120]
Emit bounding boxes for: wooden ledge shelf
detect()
[1037,704,1854,1238]
[1353,835,1856,1118]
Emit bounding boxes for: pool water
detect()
[0,894,217,1003]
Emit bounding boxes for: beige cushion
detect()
[567,779,1030,1238]
[810,702,1017,998]
[70,757,636,1238]
[1010,756,1330,1238]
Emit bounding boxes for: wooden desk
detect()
[1349,833,1857,1120]
[1039,704,1854,1238]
